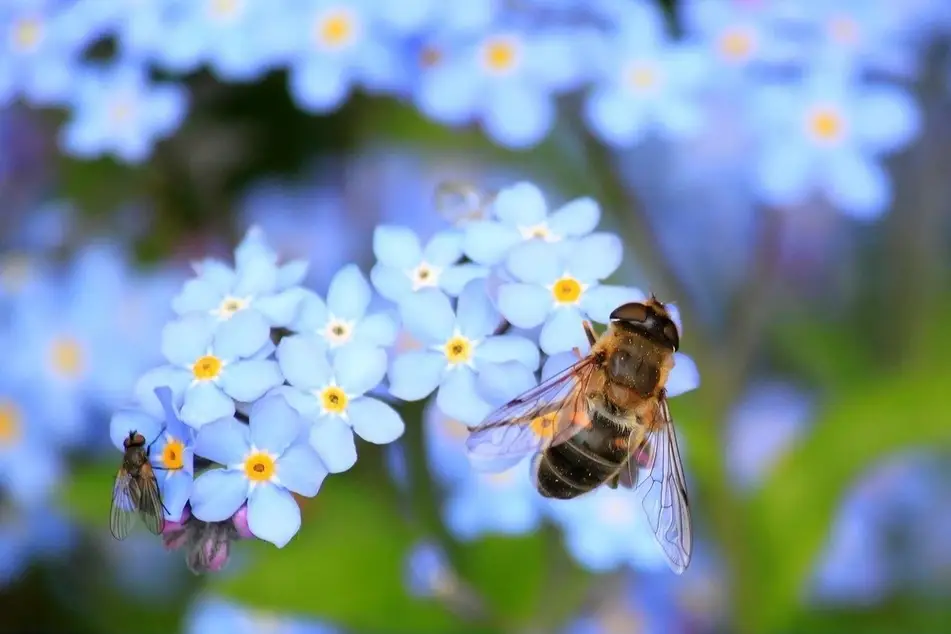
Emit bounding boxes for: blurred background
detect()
[1,0,950,632]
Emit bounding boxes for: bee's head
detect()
[609,297,680,351]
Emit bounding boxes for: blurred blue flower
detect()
[584,1,710,147]
[370,226,486,303]
[423,399,472,487]
[289,264,398,351]
[0,504,74,587]
[389,283,539,425]
[110,386,195,521]
[444,459,543,540]
[190,395,327,548]
[751,70,920,219]
[104,531,188,602]
[404,540,457,598]
[59,63,188,164]
[142,312,283,429]
[185,596,340,634]
[496,236,644,355]
[463,182,601,266]
[0,382,64,506]
[276,338,405,473]
[563,571,682,634]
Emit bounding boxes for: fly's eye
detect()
[663,322,680,350]
[608,349,632,380]
[610,302,648,324]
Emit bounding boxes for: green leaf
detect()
[59,461,118,530]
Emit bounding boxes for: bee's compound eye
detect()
[663,321,680,350]
[610,302,648,324]
[607,349,632,381]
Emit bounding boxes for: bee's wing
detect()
[466,355,599,473]
[134,463,166,535]
[110,469,138,541]
[633,396,693,574]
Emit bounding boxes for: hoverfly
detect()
[466,297,693,573]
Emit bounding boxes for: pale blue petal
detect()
[181,383,235,429]
[277,335,331,390]
[398,289,455,343]
[194,259,236,293]
[110,410,161,452]
[194,417,250,465]
[823,151,890,220]
[483,83,555,148]
[667,303,683,334]
[290,290,329,332]
[505,240,559,284]
[220,360,283,402]
[463,222,521,265]
[348,397,406,444]
[493,182,548,226]
[476,360,538,406]
[539,308,587,355]
[548,197,600,238]
[334,343,387,396]
[497,283,552,329]
[475,335,540,370]
[584,87,649,147]
[542,351,580,381]
[190,469,249,522]
[247,483,300,548]
[422,230,464,266]
[213,309,271,360]
[161,315,216,366]
[233,256,279,297]
[250,395,303,454]
[370,264,413,302]
[277,259,309,289]
[668,353,700,397]
[566,233,623,283]
[455,279,499,340]
[172,278,223,315]
[275,444,326,496]
[373,225,422,268]
[234,227,277,268]
[327,264,371,320]
[755,144,812,207]
[310,418,357,473]
[388,351,445,401]
[436,369,492,426]
[440,263,489,297]
[358,312,399,347]
[581,285,647,324]
[134,366,191,419]
[272,385,321,420]
[854,87,920,154]
[160,472,191,520]
[254,288,305,327]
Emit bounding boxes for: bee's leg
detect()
[582,320,597,346]
[606,474,621,489]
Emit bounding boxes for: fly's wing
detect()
[633,396,693,574]
[110,469,137,541]
[133,463,166,535]
[466,355,598,473]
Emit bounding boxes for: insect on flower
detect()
[110,427,179,540]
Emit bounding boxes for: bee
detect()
[110,429,168,540]
[466,296,693,573]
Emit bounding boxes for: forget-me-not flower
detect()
[0,504,74,587]
[190,394,328,548]
[276,338,405,473]
[0,382,64,506]
[423,399,473,487]
[388,282,539,426]
[185,596,341,634]
[463,182,601,266]
[496,235,645,355]
[444,460,543,540]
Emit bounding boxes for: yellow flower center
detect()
[0,255,32,294]
[409,262,440,291]
[316,7,357,49]
[192,354,223,381]
[828,15,859,45]
[0,400,22,446]
[443,336,472,364]
[807,106,846,144]
[208,0,242,20]
[49,337,85,379]
[624,61,659,92]
[215,296,247,320]
[323,318,353,347]
[441,417,469,440]
[419,45,442,68]
[481,35,520,74]
[550,276,583,304]
[11,18,42,53]
[518,223,559,242]
[109,98,135,125]
[485,469,516,486]
[320,386,349,414]
[244,452,276,482]
[529,411,558,440]
[161,439,184,470]
[718,27,755,62]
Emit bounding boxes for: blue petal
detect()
[181,383,235,429]
[566,233,622,283]
[463,222,522,265]
[373,225,422,269]
[854,86,920,154]
[134,366,192,419]
[277,334,332,390]
[154,386,183,432]
[455,279,499,340]
[275,443,327,496]
[668,353,700,397]
[220,359,283,403]
[584,86,648,147]
[327,264,371,320]
[539,308,587,355]
[348,396,405,444]
[193,259,236,293]
[194,417,250,465]
[398,289,455,343]
[160,471,192,521]
[254,288,306,327]
[492,182,548,226]
[109,410,161,452]
[755,143,812,207]
[441,263,489,296]
[416,63,479,124]
[250,395,303,455]
[357,312,399,348]
[436,369,492,426]
[475,335,539,370]
[172,278,222,315]
[822,150,889,220]
[213,309,271,360]
[475,360,538,406]
[581,285,646,324]
[388,350,445,401]
[543,351,583,380]
[370,264,413,303]
[497,283,551,329]
[247,482,301,548]
[505,240,560,284]
[232,254,279,297]
[334,343,386,396]
[190,469,248,522]
[548,197,600,238]
[310,418,357,473]
[290,290,329,332]
[422,230,464,266]
[482,84,555,148]
[161,315,216,367]
[277,259,309,289]
[289,57,349,113]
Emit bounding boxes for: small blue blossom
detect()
[0,382,64,506]
[141,313,283,429]
[404,540,457,599]
[190,395,328,548]
[185,596,341,634]
[462,182,601,266]
[59,63,188,164]
[563,572,682,634]
[370,226,486,303]
[423,399,473,487]
[276,339,405,473]
[288,264,398,352]
[0,504,74,587]
[388,282,539,426]
[444,460,543,540]
[496,235,644,355]
[110,387,195,522]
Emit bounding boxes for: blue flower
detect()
[751,70,920,219]
[140,312,283,429]
[110,386,195,522]
[423,399,472,487]
[185,596,341,634]
[370,226,486,303]
[462,182,601,266]
[584,1,710,148]
[190,395,327,548]
[0,505,74,587]
[563,571,682,634]
[444,460,543,540]
[59,62,188,164]
[388,283,539,425]
[276,338,405,473]
[404,540,457,599]
[289,264,398,351]
[496,235,644,355]
[0,382,64,506]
